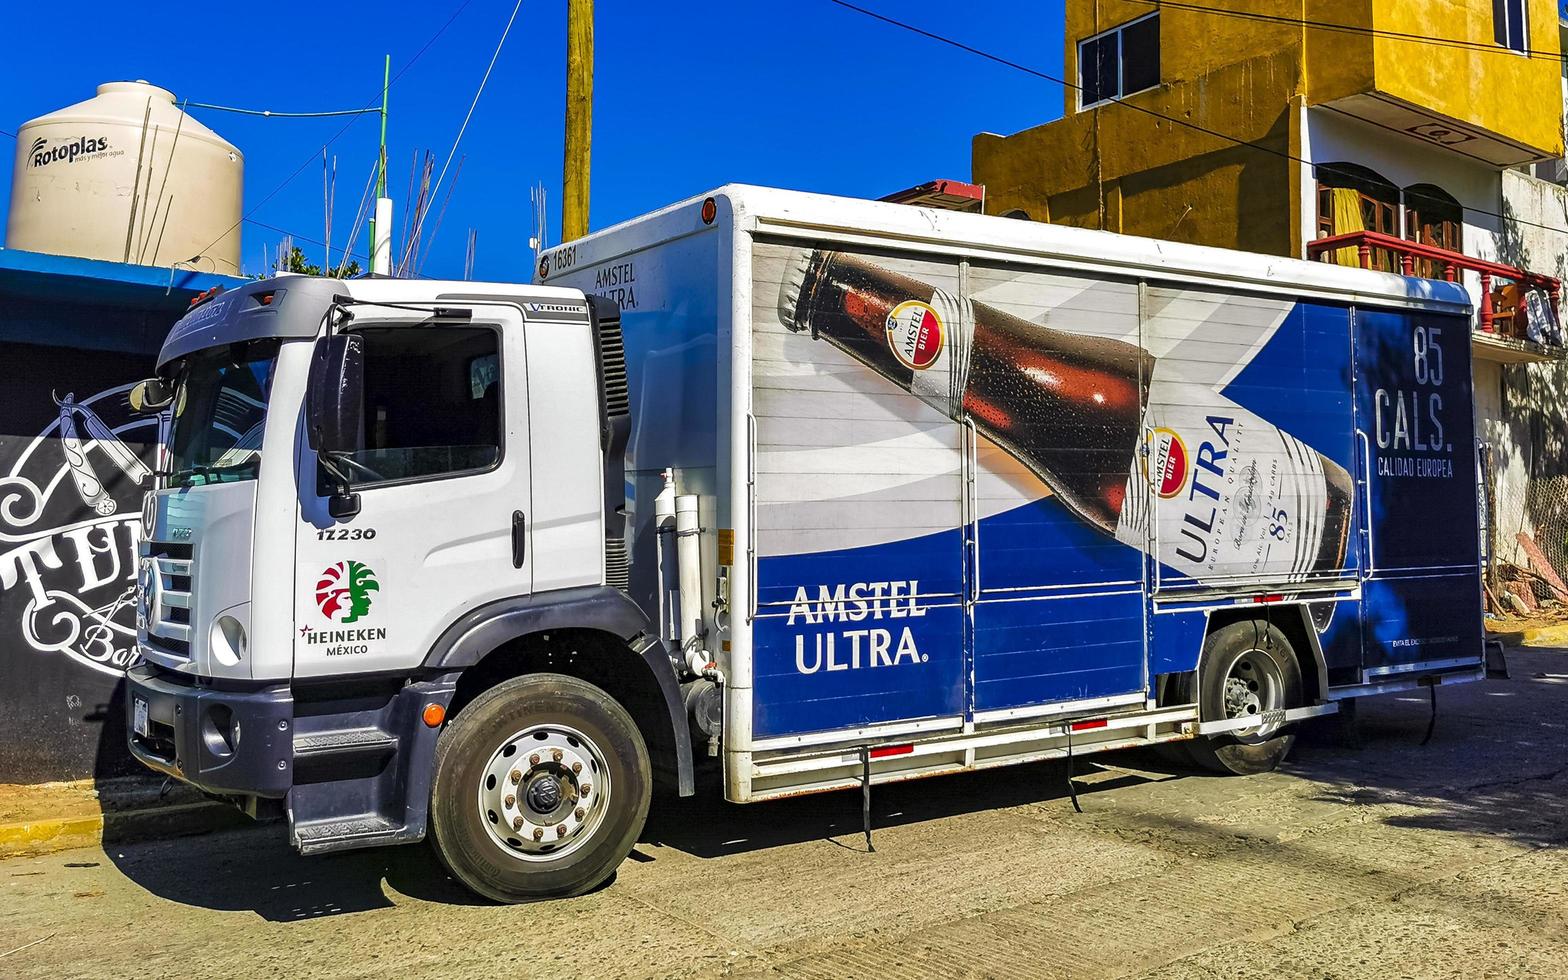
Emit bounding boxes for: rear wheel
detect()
[430,672,651,902]
[1182,620,1303,776]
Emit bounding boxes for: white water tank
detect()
[6,81,243,274]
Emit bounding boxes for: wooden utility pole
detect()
[562,0,593,241]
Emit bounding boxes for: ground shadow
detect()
[101,646,1567,915]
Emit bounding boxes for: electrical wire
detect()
[825,0,1568,243]
[185,0,478,269]
[0,127,16,140]
[1128,0,1566,63]
[402,0,524,271]
[184,102,379,119]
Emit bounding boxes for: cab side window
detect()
[343,325,501,484]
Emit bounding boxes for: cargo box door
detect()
[1139,293,1362,599]
[748,241,968,741]
[963,263,1148,717]
[1352,308,1483,675]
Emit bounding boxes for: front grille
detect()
[146,543,195,658]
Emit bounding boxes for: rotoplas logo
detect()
[29,136,111,168]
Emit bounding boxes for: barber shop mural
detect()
[0,253,239,783]
[0,348,157,779]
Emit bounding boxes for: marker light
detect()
[422,703,447,728]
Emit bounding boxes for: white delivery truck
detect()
[128,185,1485,902]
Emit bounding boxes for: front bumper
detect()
[126,663,294,798]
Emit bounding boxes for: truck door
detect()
[293,303,530,678]
[1352,308,1482,676]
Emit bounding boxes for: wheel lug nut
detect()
[579,782,590,795]
[509,769,521,785]
[552,749,563,762]
[556,825,568,838]
[532,827,544,841]
[530,753,540,765]
[512,816,523,831]
[504,794,516,808]
[571,761,582,774]
[574,807,585,820]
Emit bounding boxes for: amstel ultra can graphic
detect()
[778,248,1354,588]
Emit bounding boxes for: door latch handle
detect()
[511,510,526,568]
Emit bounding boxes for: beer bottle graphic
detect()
[777,248,1354,593]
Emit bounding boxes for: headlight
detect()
[139,491,157,540]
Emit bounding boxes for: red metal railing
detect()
[1306,229,1560,337]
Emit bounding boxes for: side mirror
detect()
[305,334,364,452]
[128,378,174,413]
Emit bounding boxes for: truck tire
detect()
[430,672,651,902]
[1182,620,1303,776]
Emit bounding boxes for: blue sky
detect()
[0,1,1066,281]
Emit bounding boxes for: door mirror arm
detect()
[317,451,361,520]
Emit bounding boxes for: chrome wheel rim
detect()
[477,723,611,862]
[1222,650,1286,743]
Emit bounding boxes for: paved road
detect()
[4,647,1566,980]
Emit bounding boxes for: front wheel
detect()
[430,672,651,902]
[1181,620,1303,776]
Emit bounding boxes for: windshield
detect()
[167,340,279,488]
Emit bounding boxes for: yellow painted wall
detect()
[975,0,1564,256]
[980,1,1308,253]
[1369,0,1562,157]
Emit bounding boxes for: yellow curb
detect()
[0,814,103,851]
[0,801,234,859]
[1520,623,1568,648]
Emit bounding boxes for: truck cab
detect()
[127,275,692,902]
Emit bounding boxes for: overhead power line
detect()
[187,0,478,268]
[403,0,525,271]
[184,102,379,119]
[825,0,1568,243]
[0,127,15,140]
[1129,0,1566,63]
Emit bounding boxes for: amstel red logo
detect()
[1147,428,1190,499]
[885,300,945,371]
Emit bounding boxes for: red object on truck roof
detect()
[879,179,985,213]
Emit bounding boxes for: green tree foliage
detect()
[278,245,361,279]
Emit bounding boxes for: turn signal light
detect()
[422,703,447,728]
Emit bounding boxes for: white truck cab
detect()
[128,275,694,901]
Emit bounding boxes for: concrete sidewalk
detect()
[0,776,245,860]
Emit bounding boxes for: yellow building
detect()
[975,0,1562,262]
[974,0,1568,574]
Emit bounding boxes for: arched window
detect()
[1315,163,1400,271]
[1403,183,1463,277]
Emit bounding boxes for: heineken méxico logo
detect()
[315,560,379,623]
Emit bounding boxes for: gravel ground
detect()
[2,646,1564,980]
